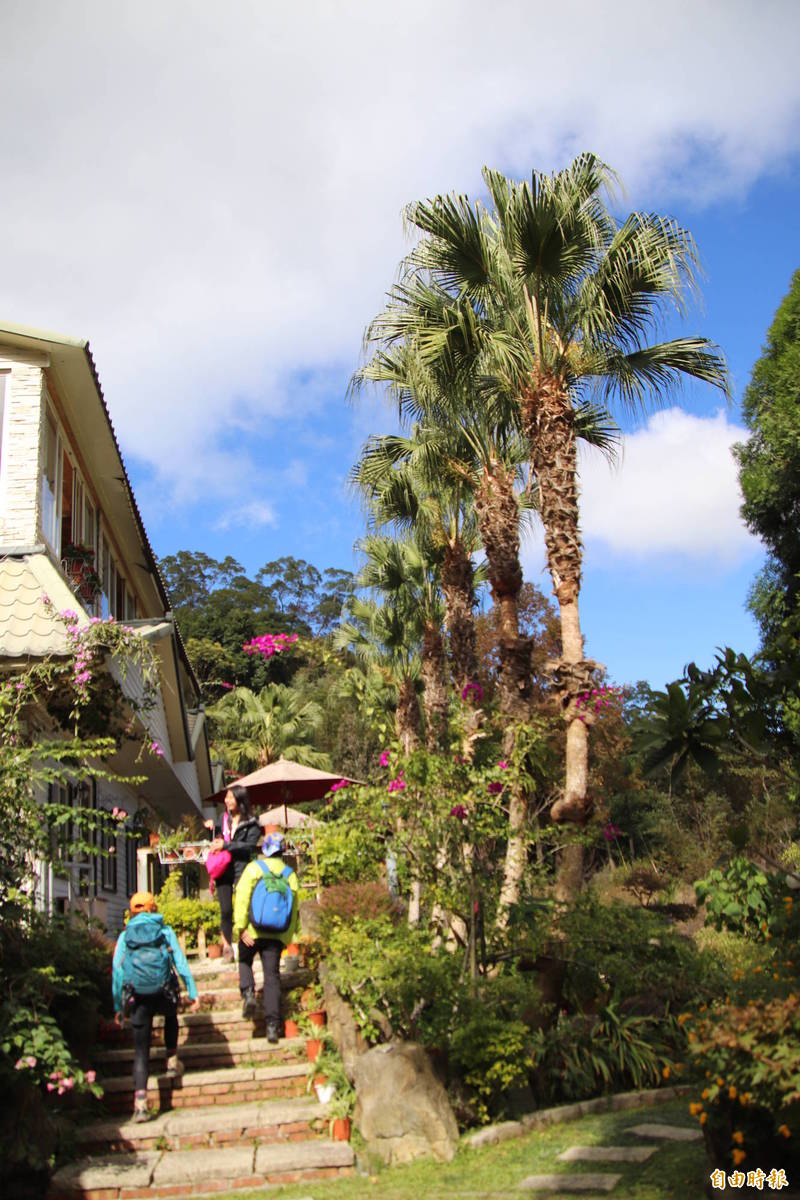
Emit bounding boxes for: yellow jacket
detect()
[232,854,300,945]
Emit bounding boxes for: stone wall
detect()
[0,352,45,546]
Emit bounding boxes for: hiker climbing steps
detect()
[47,957,355,1199]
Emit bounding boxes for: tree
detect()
[363,154,728,896]
[734,269,800,740]
[208,683,330,771]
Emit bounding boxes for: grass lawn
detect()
[218,1098,711,1199]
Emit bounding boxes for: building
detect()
[0,322,219,931]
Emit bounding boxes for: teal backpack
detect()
[122,914,174,995]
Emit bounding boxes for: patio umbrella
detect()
[207,758,363,898]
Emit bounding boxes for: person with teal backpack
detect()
[233,834,299,1042]
[112,892,200,1121]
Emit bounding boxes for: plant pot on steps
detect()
[307,1009,326,1028]
[207,943,223,960]
[306,1038,322,1062]
[284,1018,300,1038]
[331,1117,351,1141]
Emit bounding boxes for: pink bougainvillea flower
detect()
[59,609,79,624]
[242,632,299,660]
[112,807,119,818]
[498,760,509,769]
[387,775,406,794]
[602,822,622,841]
[14,1058,24,1070]
[150,741,164,758]
[62,1078,75,1090]
[116,809,127,821]
[449,805,467,820]
[25,1056,36,1068]
[487,782,503,794]
[46,1083,56,1092]
[379,750,391,767]
[461,681,483,702]
[219,681,234,690]
[329,779,349,792]
[85,1070,96,1083]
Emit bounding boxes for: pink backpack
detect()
[206,812,232,887]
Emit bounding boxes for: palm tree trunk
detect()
[522,373,597,899]
[441,540,478,692]
[396,677,421,754]
[421,621,449,750]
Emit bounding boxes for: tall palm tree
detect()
[357,533,449,750]
[333,591,423,754]
[208,683,330,772]
[362,154,728,894]
[352,429,484,694]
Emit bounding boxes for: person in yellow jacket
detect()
[232,833,299,1042]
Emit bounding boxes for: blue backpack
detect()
[122,914,173,996]
[249,861,293,934]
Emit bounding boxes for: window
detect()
[41,409,61,551]
[125,829,141,895]
[99,815,118,893]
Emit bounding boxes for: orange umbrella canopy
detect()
[207,758,361,808]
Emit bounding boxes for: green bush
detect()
[695,856,782,941]
[560,895,724,1015]
[155,871,220,947]
[529,1003,676,1106]
[314,804,388,886]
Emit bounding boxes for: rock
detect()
[318,962,368,1080]
[298,898,324,939]
[353,1042,459,1165]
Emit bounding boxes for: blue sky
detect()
[2,0,799,689]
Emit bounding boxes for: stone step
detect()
[101,1061,309,1113]
[518,1174,622,1193]
[48,1139,355,1199]
[627,1122,703,1142]
[557,1145,658,1163]
[96,1034,307,1073]
[191,962,311,992]
[103,1010,309,1048]
[77,1095,331,1152]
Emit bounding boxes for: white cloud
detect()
[214,500,277,532]
[580,408,759,562]
[1,0,799,506]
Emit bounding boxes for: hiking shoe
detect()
[222,945,234,962]
[266,1020,281,1044]
[165,1054,183,1078]
[241,988,257,1019]
[133,1092,150,1123]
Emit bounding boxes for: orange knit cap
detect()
[129,891,157,913]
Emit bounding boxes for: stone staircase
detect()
[48,958,356,1199]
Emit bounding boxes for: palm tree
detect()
[362,154,728,895]
[208,684,330,772]
[333,591,423,754]
[352,431,484,695]
[357,533,449,750]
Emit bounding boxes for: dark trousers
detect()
[238,938,282,1023]
[217,882,233,945]
[130,992,179,1092]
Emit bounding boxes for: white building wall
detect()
[171,759,202,808]
[0,355,44,546]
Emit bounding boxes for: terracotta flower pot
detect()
[207,943,223,960]
[306,1038,322,1062]
[284,942,300,957]
[149,832,160,847]
[284,1018,300,1038]
[331,1117,351,1141]
[308,1009,326,1028]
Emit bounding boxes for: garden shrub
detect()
[560,895,723,1015]
[682,882,800,1174]
[318,881,402,930]
[528,1003,676,1106]
[695,855,782,941]
[155,870,220,947]
[314,803,388,886]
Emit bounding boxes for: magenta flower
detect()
[487,782,503,794]
[498,760,509,769]
[14,1059,24,1071]
[46,1083,56,1092]
[449,805,467,821]
[150,741,164,758]
[329,779,349,792]
[85,1070,96,1084]
[379,750,391,767]
[602,822,623,841]
[219,681,234,690]
[461,681,483,702]
[25,1056,36,1068]
[388,775,406,794]
[242,632,299,660]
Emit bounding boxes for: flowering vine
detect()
[243,632,299,660]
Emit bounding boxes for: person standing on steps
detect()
[233,833,299,1043]
[204,784,262,961]
[112,891,200,1122]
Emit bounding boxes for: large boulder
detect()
[318,962,368,1079]
[353,1042,460,1164]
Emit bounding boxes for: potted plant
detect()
[301,981,325,1026]
[328,1080,355,1141]
[299,1013,329,1062]
[283,990,301,1038]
